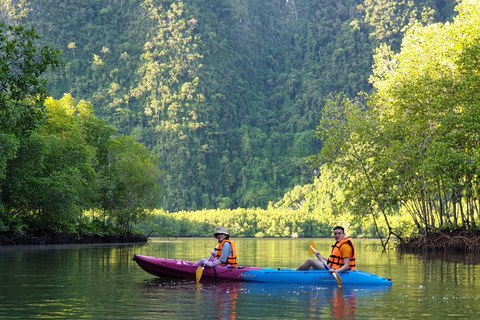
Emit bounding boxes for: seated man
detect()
[296,226,355,275]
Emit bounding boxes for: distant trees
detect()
[360,0,437,51]
[2,1,459,212]
[131,1,204,136]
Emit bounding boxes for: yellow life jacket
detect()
[327,238,356,270]
[216,239,238,267]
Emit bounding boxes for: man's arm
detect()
[331,257,350,273]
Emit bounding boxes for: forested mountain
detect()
[0,0,457,211]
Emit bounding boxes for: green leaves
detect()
[2,1,460,213]
[317,2,480,235]
[0,24,59,104]
[98,135,162,234]
[1,93,162,235]
[132,0,204,137]
[0,22,59,200]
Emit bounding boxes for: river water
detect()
[0,238,479,319]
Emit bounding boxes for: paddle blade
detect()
[195,266,204,283]
[308,241,317,255]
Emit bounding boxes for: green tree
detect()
[1,95,97,232]
[0,22,59,230]
[314,93,401,250]
[360,0,437,50]
[369,1,480,231]
[98,134,162,234]
[0,23,59,180]
[2,93,161,235]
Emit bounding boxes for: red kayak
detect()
[133,254,392,286]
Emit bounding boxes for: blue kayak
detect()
[133,255,392,287]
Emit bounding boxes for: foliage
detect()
[1,95,96,231]
[137,203,412,238]
[1,2,468,242]
[313,2,480,245]
[1,0,456,211]
[137,164,413,238]
[0,22,60,180]
[0,94,162,235]
[131,0,205,137]
[370,1,480,231]
[97,134,162,234]
[359,0,438,51]
[0,21,60,231]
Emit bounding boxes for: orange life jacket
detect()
[327,238,356,270]
[216,239,238,267]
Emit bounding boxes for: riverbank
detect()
[397,228,480,252]
[0,231,149,245]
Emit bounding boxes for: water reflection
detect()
[399,251,480,287]
[199,282,239,320]
[3,239,480,319]
[417,251,480,264]
[137,278,390,319]
[330,288,356,319]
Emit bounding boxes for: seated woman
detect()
[194,226,237,268]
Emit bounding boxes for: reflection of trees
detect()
[417,251,480,286]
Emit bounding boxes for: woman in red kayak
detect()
[194,226,238,268]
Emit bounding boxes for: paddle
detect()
[308,241,343,287]
[195,264,205,284]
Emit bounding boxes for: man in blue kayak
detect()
[296,226,356,274]
[194,226,238,268]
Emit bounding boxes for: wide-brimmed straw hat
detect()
[213,226,229,236]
